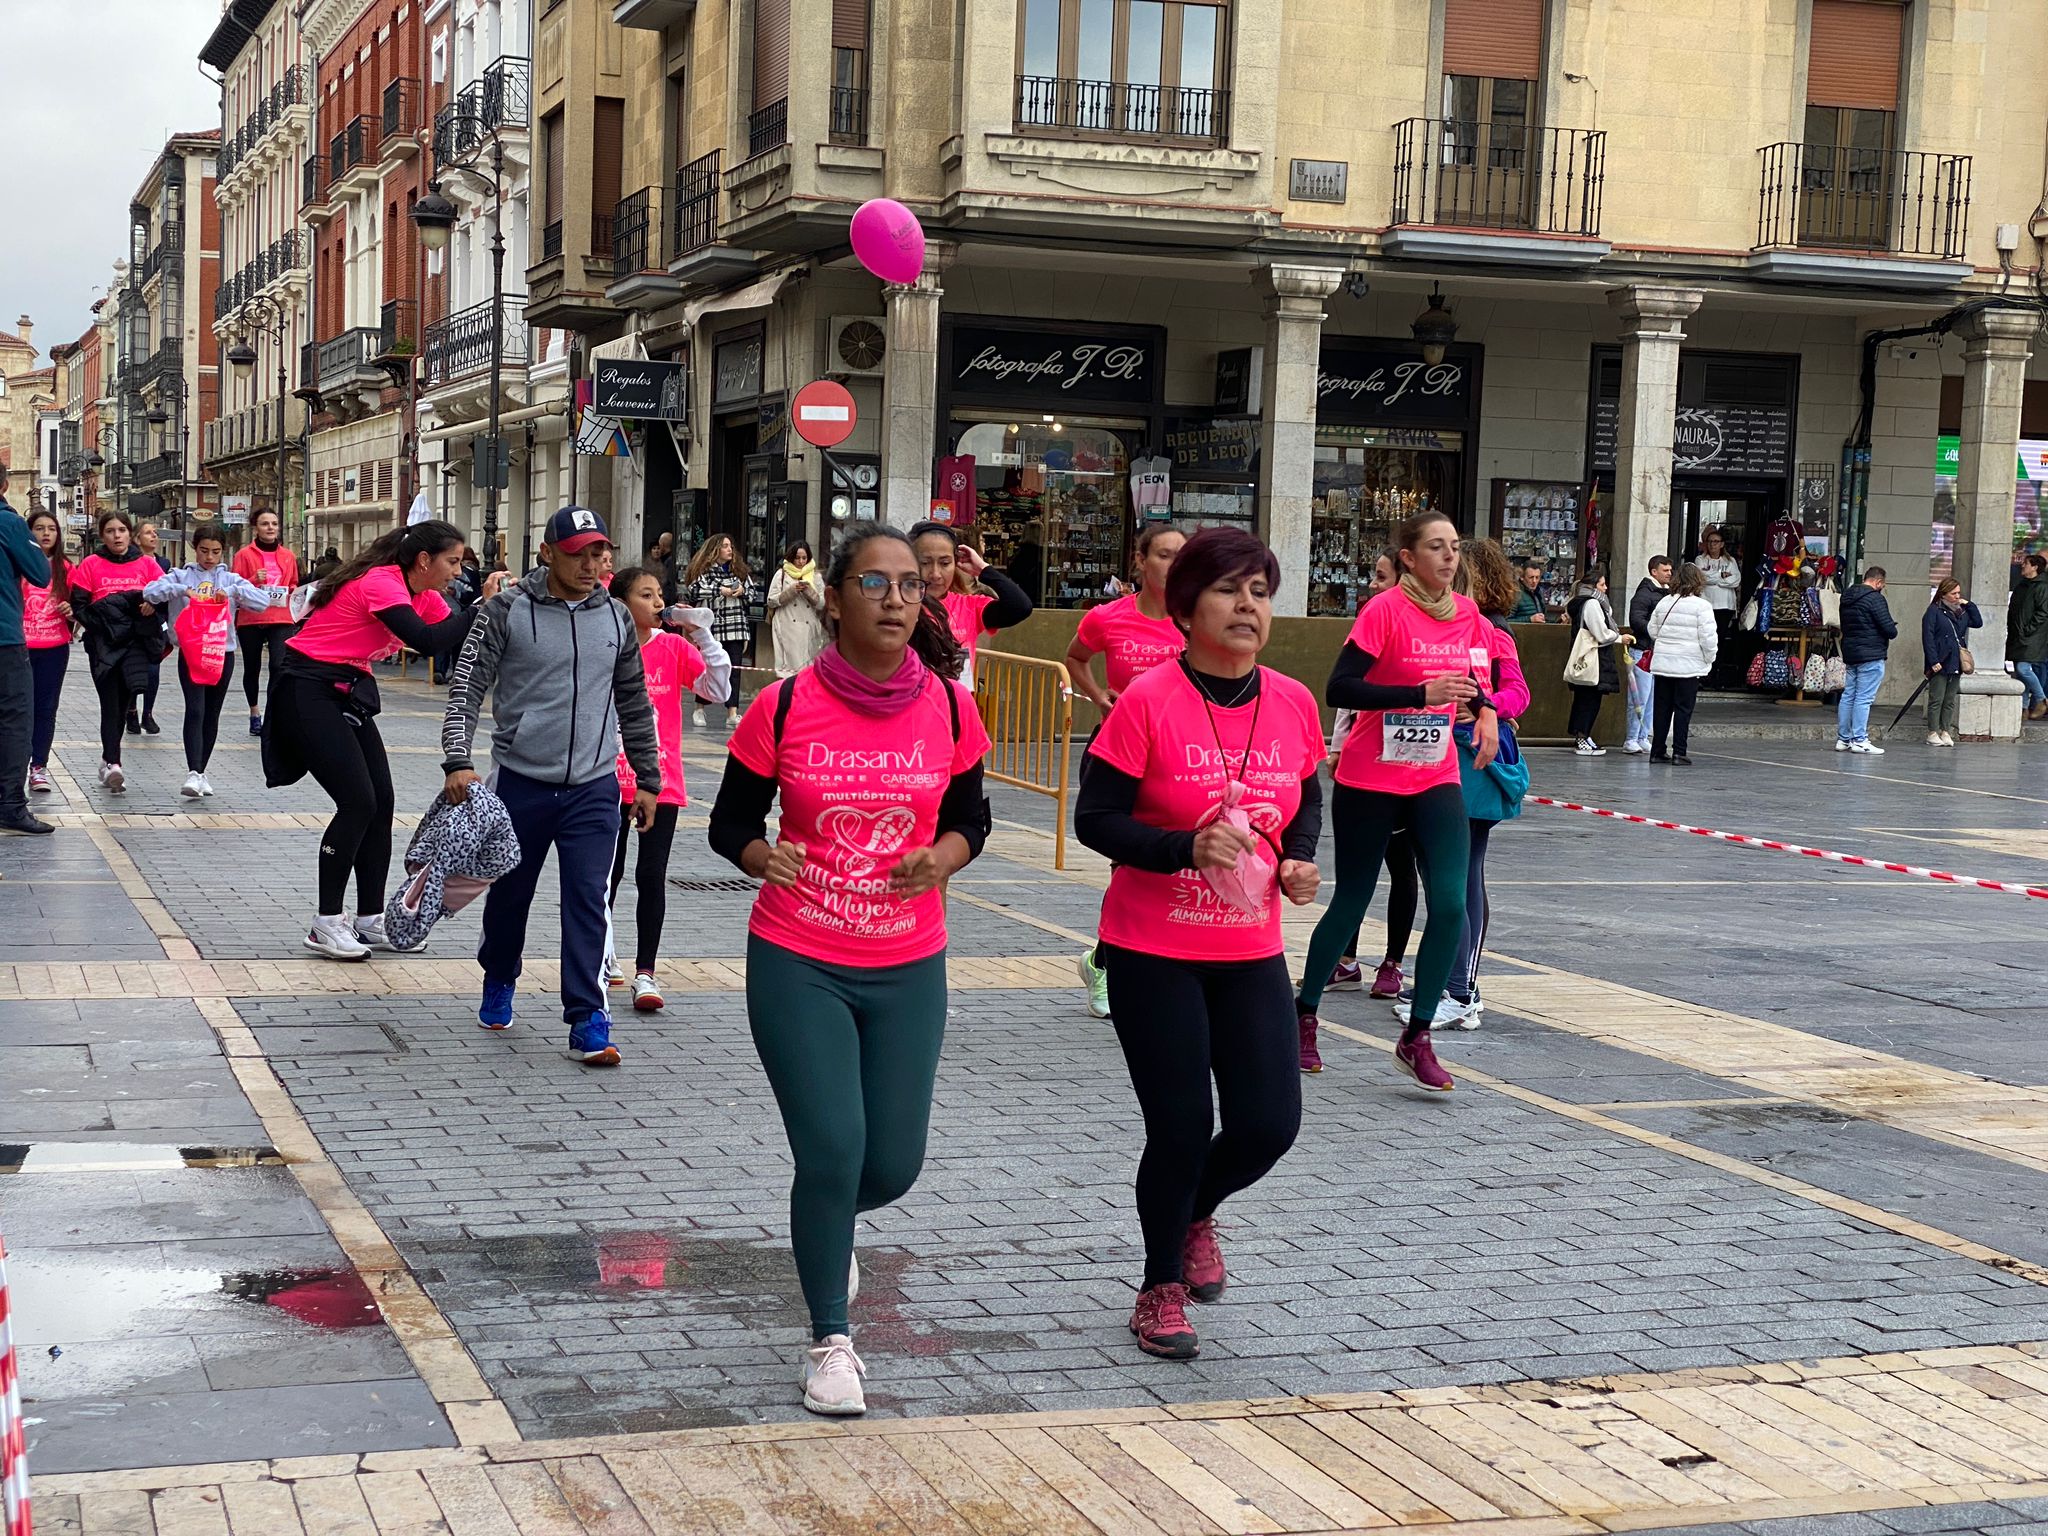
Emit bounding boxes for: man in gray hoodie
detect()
[442,506,659,1065]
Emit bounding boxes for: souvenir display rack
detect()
[1494,479,1585,614]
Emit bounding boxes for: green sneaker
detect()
[1078,948,1112,1019]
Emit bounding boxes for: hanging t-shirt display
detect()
[1129,455,1171,517]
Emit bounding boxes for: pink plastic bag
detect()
[1198,780,1279,916]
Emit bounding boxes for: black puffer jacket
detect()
[1838,580,1898,666]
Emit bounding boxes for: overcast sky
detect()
[1,0,221,361]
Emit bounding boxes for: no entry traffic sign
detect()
[792,379,857,449]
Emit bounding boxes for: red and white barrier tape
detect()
[1529,796,2048,901]
[0,1232,27,1536]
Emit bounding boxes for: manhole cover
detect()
[668,877,760,893]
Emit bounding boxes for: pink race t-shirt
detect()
[288,564,451,672]
[21,579,70,648]
[1075,595,1185,698]
[1088,663,1325,963]
[943,591,996,655]
[1333,587,1494,795]
[232,543,300,628]
[729,667,991,968]
[618,629,707,808]
[71,553,165,603]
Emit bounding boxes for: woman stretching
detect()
[684,534,757,728]
[70,511,167,794]
[708,521,990,1418]
[1075,528,1323,1360]
[1066,522,1187,1019]
[911,520,1034,691]
[144,522,284,798]
[232,508,299,736]
[22,510,74,797]
[604,567,730,1007]
[267,522,494,960]
[1295,512,1499,1092]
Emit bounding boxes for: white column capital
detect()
[1606,285,1704,340]
[884,238,961,300]
[1260,263,1345,311]
[1956,304,2041,358]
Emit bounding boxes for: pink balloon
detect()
[850,198,926,286]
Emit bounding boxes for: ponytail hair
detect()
[825,520,969,680]
[309,519,465,611]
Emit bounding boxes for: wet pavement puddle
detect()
[0,1141,285,1174]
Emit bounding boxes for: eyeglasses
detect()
[843,573,929,603]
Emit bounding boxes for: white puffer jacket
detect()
[1648,593,1720,678]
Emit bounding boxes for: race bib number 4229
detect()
[1382,710,1451,766]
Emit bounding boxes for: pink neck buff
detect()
[813,644,928,716]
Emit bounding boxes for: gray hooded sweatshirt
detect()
[440,566,660,793]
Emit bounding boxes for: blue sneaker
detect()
[479,978,515,1031]
[569,1011,621,1067]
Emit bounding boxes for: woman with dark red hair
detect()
[1074,527,1326,1363]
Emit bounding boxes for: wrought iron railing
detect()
[222,64,307,177]
[304,154,329,205]
[1012,75,1228,145]
[141,223,185,285]
[129,451,186,489]
[382,77,422,144]
[481,55,529,131]
[1755,142,1971,259]
[746,98,788,160]
[434,99,482,166]
[422,295,529,388]
[830,86,869,146]
[315,326,384,388]
[673,150,721,257]
[541,220,563,261]
[329,115,379,181]
[612,187,664,273]
[590,213,615,266]
[379,298,419,359]
[1390,118,1607,237]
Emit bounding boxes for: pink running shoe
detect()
[1327,959,1364,992]
[1298,1008,1324,1074]
[1181,1218,1226,1302]
[1370,960,1405,998]
[1395,1031,1454,1092]
[1129,1282,1200,1359]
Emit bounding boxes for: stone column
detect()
[1605,285,1702,595]
[1951,305,2038,740]
[1258,263,1344,618]
[880,240,958,529]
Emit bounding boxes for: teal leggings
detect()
[746,934,948,1339]
[1297,782,1470,1025]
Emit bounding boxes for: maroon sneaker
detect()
[1327,959,1364,992]
[1298,1008,1324,1074]
[1370,960,1405,998]
[1129,1282,1200,1359]
[1181,1218,1226,1302]
[1395,1030,1454,1092]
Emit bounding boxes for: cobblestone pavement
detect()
[11,652,2048,1532]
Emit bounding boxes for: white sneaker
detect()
[1940,732,1957,747]
[99,761,125,793]
[352,913,418,953]
[802,1335,867,1416]
[1926,732,1943,745]
[605,954,627,987]
[180,771,204,798]
[1574,738,1606,756]
[198,773,215,796]
[1834,739,1851,752]
[305,915,372,961]
[1395,995,1481,1029]
[692,707,707,729]
[631,972,664,1012]
[1622,741,1648,755]
[1850,741,1885,754]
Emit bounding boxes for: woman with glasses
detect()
[709,521,990,1419]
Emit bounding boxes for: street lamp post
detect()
[226,296,297,547]
[145,378,191,556]
[413,133,508,567]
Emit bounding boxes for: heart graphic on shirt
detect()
[819,804,918,878]
[1244,801,1286,837]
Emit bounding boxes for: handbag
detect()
[1739,595,1760,631]
[1762,649,1796,689]
[172,593,234,687]
[1456,718,1527,823]
[1564,627,1601,687]
[1961,646,1976,675]
[1746,652,1768,687]
[1802,652,1828,693]
[1823,655,1847,692]
[1758,589,1774,631]
[1819,582,1842,629]
[1800,588,1825,628]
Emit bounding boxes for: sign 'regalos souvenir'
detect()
[592,358,688,421]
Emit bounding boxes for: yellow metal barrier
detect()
[971,648,1075,870]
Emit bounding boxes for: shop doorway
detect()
[1674,485,1779,575]
[710,415,758,561]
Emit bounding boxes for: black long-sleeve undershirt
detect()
[370,602,481,657]
[979,568,1034,631]
[1326,642,1430,713]
[708,758,991,872]
[1076,761,1323,873]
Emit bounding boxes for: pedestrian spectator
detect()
[1623,554,1672,754]
[706,521,991,1416]
[684,534,758,729]
[1922,576,1982,747]
[1696,526,1742,685]
[21,509,74,803]
[648,530,680,604]
[1009,531,1045,603]
[312,545,342,582]
[1509,561,1547,622]
[232,508,298,736]
[442,507,659,1066]
[1836,566,1895,754]
[71,510,168,795]
[766,539,827,677]
[2004,552,2048,720]
[130,520,166,734]
[1565,569,1621,755]
[267,521,493,959]
[0,468,54,835]
[1073,526,1323,1362]
[144,522,284,798]
[910,521,1034,692]
[1647,563,1718,765]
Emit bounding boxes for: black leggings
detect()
[287,673,396,915]
[240,627,290,711]
[179,654,235,773]
[1653,676,1701,757]
[94,664,131,764]
[1341,831,1416,966]
[608,802,680,973]
[1567,684,1606,739]
[1102,945,1301,1290]
[1298,782,1470,1025]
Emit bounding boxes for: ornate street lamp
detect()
[1410,285,1459,366]
[227,295,300,547]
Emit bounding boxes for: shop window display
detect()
[1495,479,1584,614]
[1309,430,1462,618]
[955,419,1133,608]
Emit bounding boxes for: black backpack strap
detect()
[946,677,962,743]
[770,675,798,747]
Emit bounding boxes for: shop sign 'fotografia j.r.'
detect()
[592,358,689,421]
[1316,341,1475,427]
[946,323,1159,406]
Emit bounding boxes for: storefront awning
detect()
[681,271,792,332]
[419,399,569,446]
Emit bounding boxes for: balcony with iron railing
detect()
[745,98,788,162]
[204,397,304,464]
[612,187,665,273]
[434,99,483,167]
[222,65,308,181]
[129,450,188,490]
[328,116,381,191]
[141,223,185,286]
[589,213,615,272]
[1385,118,1608,263]
[1755,142,1971,266]
[381,78,423,160]
[541,220,563,261]
[1012,76,1229,146]
[379,298,420,363]
[673,151,721,259]
[314,326,388,391]
[421,295,529,389]
[303,154,332,213]
[480,55,530,132]
[830,86,870,147]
